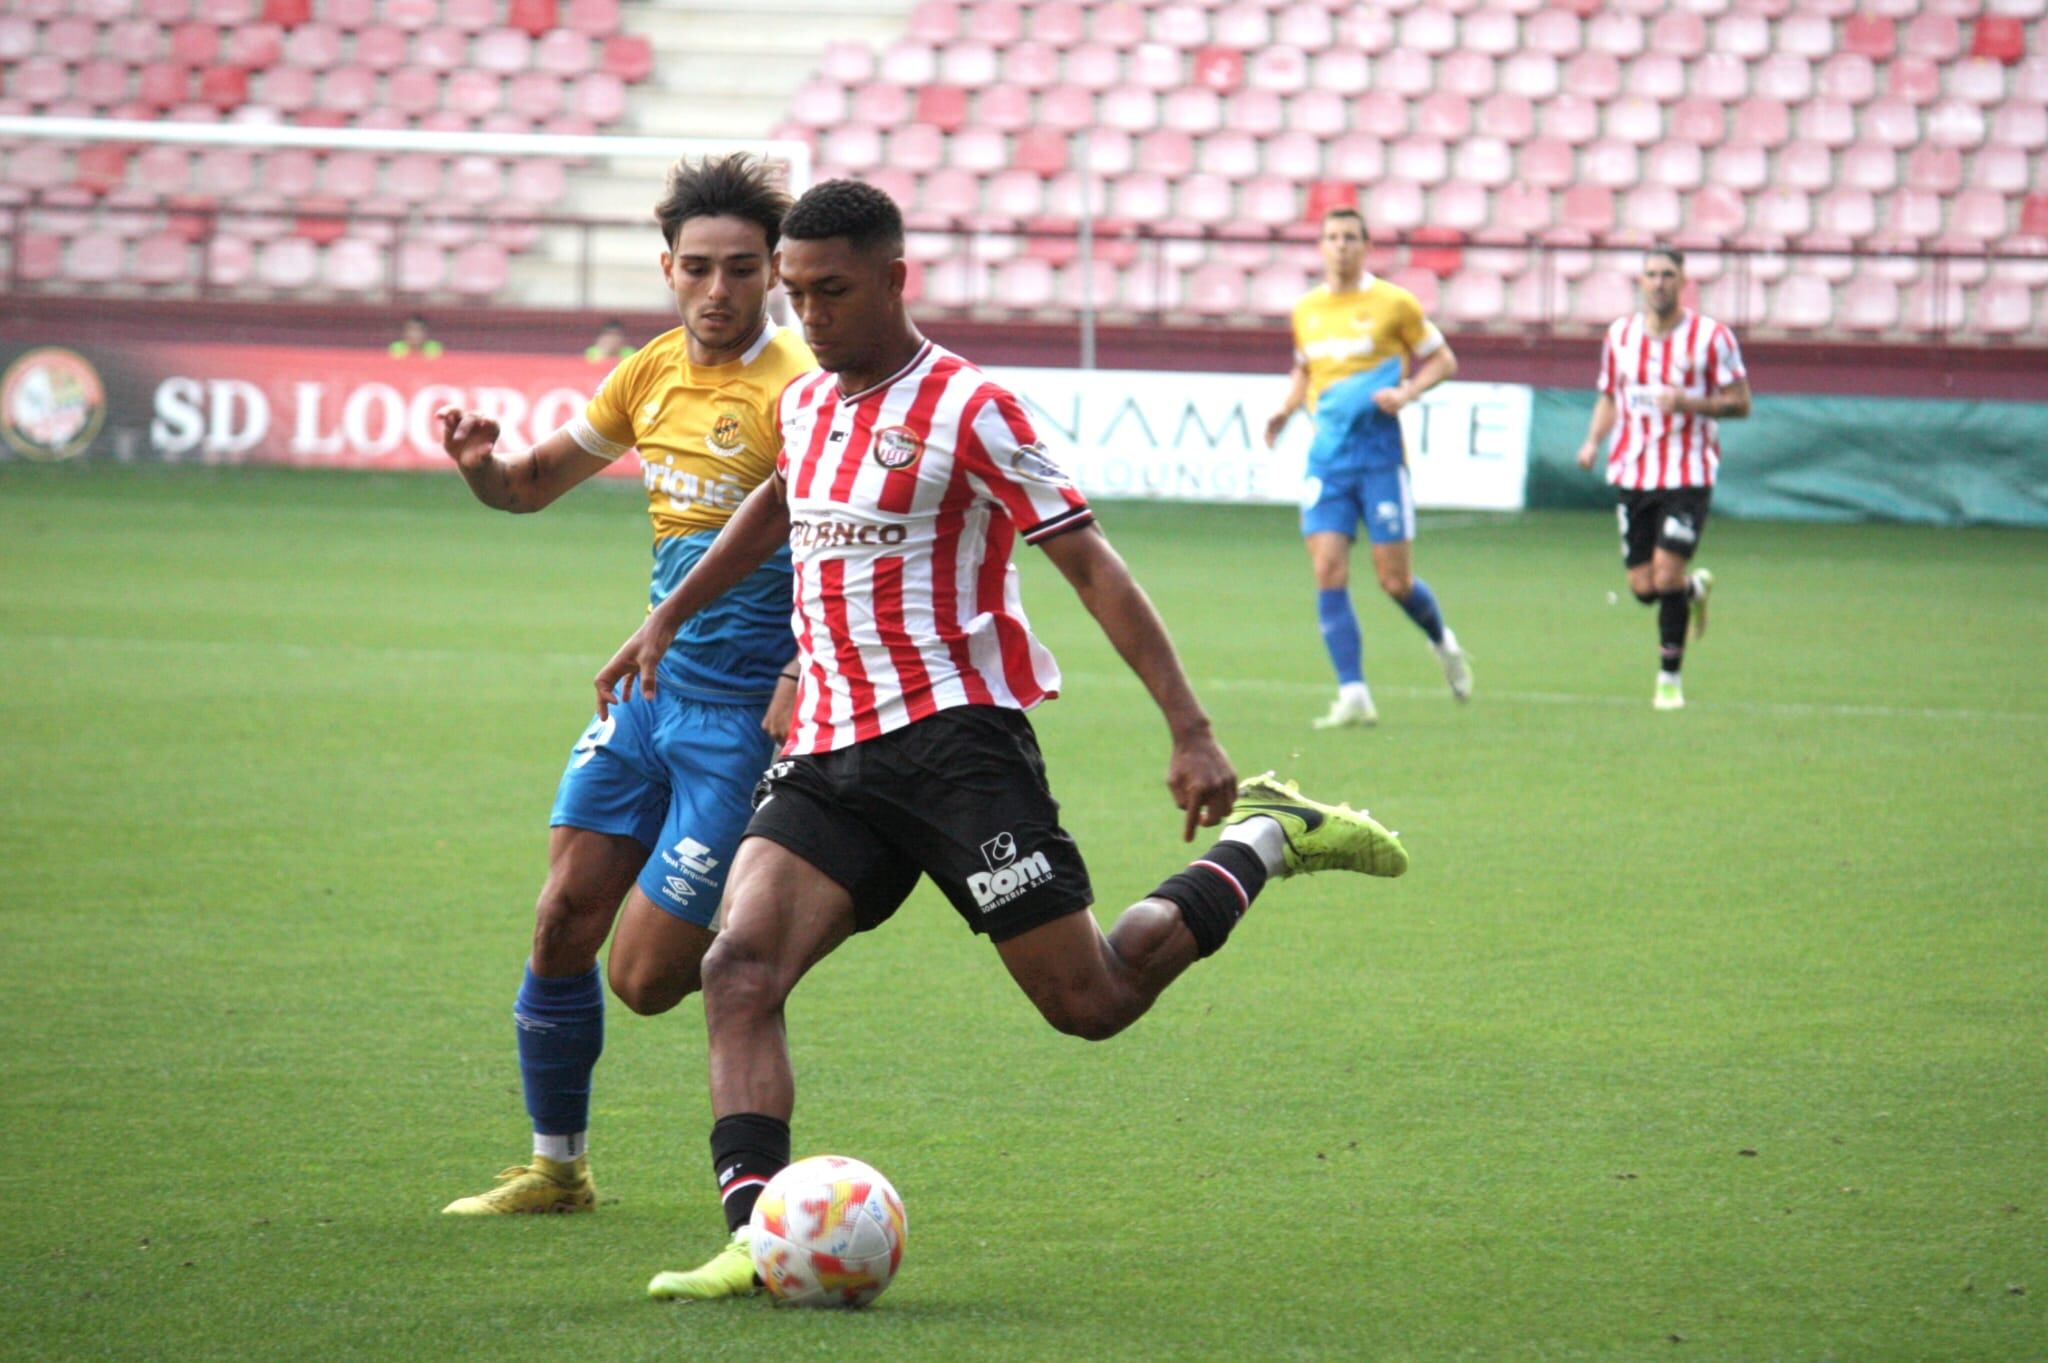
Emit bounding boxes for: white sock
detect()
[1657,670,1681,686]
[534,1131,587,1163]
[1339,680,1372,706]
[1435,628,1460,656]
[1219,816,1288,878]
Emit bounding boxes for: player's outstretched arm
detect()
[1577,394,1619,469]
[1263,359,1312,448]
[436,408,611,513]
[593,475,792,718]
[1377,340,1459,415]
[1039,526,1236,841]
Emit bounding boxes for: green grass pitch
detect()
[2,465,2042,1363]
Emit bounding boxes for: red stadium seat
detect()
[575,73,625,122]
[1463,8,1523,57]
[404,26,462,71]
[1095,1,1146,49]
[1970,16,2026,63]
[450,242,509,295]
[1887,57,1940,105]
[257,236,318,290]
[1185,263,1248,317]
[1692,53,1748,102]
[1971,144,2028,194]
[1245,46,1308,96]
[1862,98,1919,149]
[1841,15,1894,59]
[320,65,378,115]
[1477,93,1535,142]
[282,22,341,67]
[1733,97,1789,147]
[1391,136,1448,184]
[1991,100,2047,152]
[1570,270,1633,327]
[1902,13,1961,61]
[1541,95,1600,143]
[1325,136,1384,181]
[1817,188,1877,238]
[530,30,591,76]
[1689,184,1747,236]
[1521,137,1575,188]
[1418,91,1473,139]
[1303,179,1360,220]
[1885,190,1943,241]
[1560,183,1614,233]
[1668,97,1724,144]
[1646,140,1702,189]
[1491,182,1552,235]
[1582,139,1638,188]
[1587,10,1642,57]
[1816,54,1875,104]
[986,169,1045,217]
[1501,53,1559,99]
[1838,275,1898,332]
[1971,280,2034,334]
[1442,269,1505,324]
[1649,10,1705,57]
[890,124,944,173]
[1526,9,1580,55]
[1625,54,1686,105]
[1949,190,2010,242]
[1605,96,1663,146]
[1012,128,1066,176]
[133,232,192,286]
[262,0,309,26]
[505,0,557,35]
[1453,135,1513,186]
[1904,144,1963,193]
[565,0,620,36]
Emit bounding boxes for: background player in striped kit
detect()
[1577,245,1752,711]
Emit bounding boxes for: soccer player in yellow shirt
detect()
[432,154,814,1216]
[1265,205,1472,728]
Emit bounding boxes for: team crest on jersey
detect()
[707,409,748,457]
[872,426,924,470]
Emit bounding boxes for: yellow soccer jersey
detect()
[1291,277,1443,410]
[568,320,815,540]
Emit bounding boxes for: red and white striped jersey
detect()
[774,340,1095,755]
[1596,310,1747,490]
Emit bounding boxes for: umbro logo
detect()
[828,429,847,442]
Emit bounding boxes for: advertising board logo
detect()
[1,347,105,462]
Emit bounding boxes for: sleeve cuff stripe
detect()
[567,415,631,462]
[1023,506,1095,543]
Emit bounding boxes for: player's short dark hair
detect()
[652,152,790,253]
[1321,204,1365,231]
[781,178,906,261]
[1646,244,1685,271]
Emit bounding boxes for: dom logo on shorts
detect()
[968,831,1054,911]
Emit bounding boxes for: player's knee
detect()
[607,955,694,1016]
[530,887,607,969]
[1033,989,1130,1042]
[1377,568,1413,598]
[1631,586,1659,605]
[700,932,787,1020]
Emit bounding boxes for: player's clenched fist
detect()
[436,406,500,471]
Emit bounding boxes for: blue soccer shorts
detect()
[1300,464,1416,546]
[548,689,778,927]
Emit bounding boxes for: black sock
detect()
[1149,839,1269,958]
[711,1112,790,1233]
[1632,587,1660,605]
[1659,591,1689,673]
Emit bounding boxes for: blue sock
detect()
[1398,578,1447,645]
[1316,587,1364,686]
[514,964,605,1139]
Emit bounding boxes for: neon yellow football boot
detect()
[441,1155,595,1215]
[1223,771,1410,879]
[647,1228,760,1302]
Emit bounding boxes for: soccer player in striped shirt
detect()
[434,155,812,1215]
[592,181,1412,1301]
[1576,246,1752,710]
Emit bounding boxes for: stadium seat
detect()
[1692,53,1748,103]
[1570,270,1634,327]
[1307,49,1370,98]
[1772,273,1832,329]
[1541,95,1600,143]
[1442,268,1506,324]
[1501,53,1559,100]
[1163,88,1223,135]
[1886,189,1944,241]
[939,41,997,88]
[1949,190,2010,242]
[1492,182,1552,235]
[822,124,883,172]
[1325,136,1384,182]
[1816,188,1877,237]
[1903,13,1962,61]
[1587,10,1643,57]
[1476,93,1535,142]
[1970,16,2026,64]
[1837,275,1899,332]
[1970,144,2028,195]
[1901,278,1966,332]
[565,0,619,35]
[1583,140,1638,189]
[1438,54,1494,103]
[1431,180,1489,233]
[1816,53,1875,104]
[1263,131,1324,181]
[1462,8,1521,58]
[1453,136,1513,186]
[1971,279,2034,333]
[1391,137,1448,184]
[1521,137,1575,188]
[574,73,625,122]
[1646,141,1702,190]
[1799,98,1858,149]
[1990,100,2047,153]
[1689,184,1747,236]
[1888,58,1941,106]
[1624,54,1686,106]
[1667,97,1724,145]
[1904,144,1963,194]
[1778,140,1832,192]
[1622,184,1681,236]
[1733,98,1789,147]
[1560,184,1615,234]
[1841,15,1895,60]
[1709,143,1768,193]
[1563,53,1621,102]
[1863,98,1919,148]
[1928,101,1986,149]
[1183,262,1247,317]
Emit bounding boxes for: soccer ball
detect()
[749,1155,907,1308]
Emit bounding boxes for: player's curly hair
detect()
[780,178,905,260]
[652,152,791,252]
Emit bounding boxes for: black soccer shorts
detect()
[1617,486,1712,568]
[744,704,1095,943]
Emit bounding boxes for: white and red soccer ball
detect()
[748,1155,907,1308]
